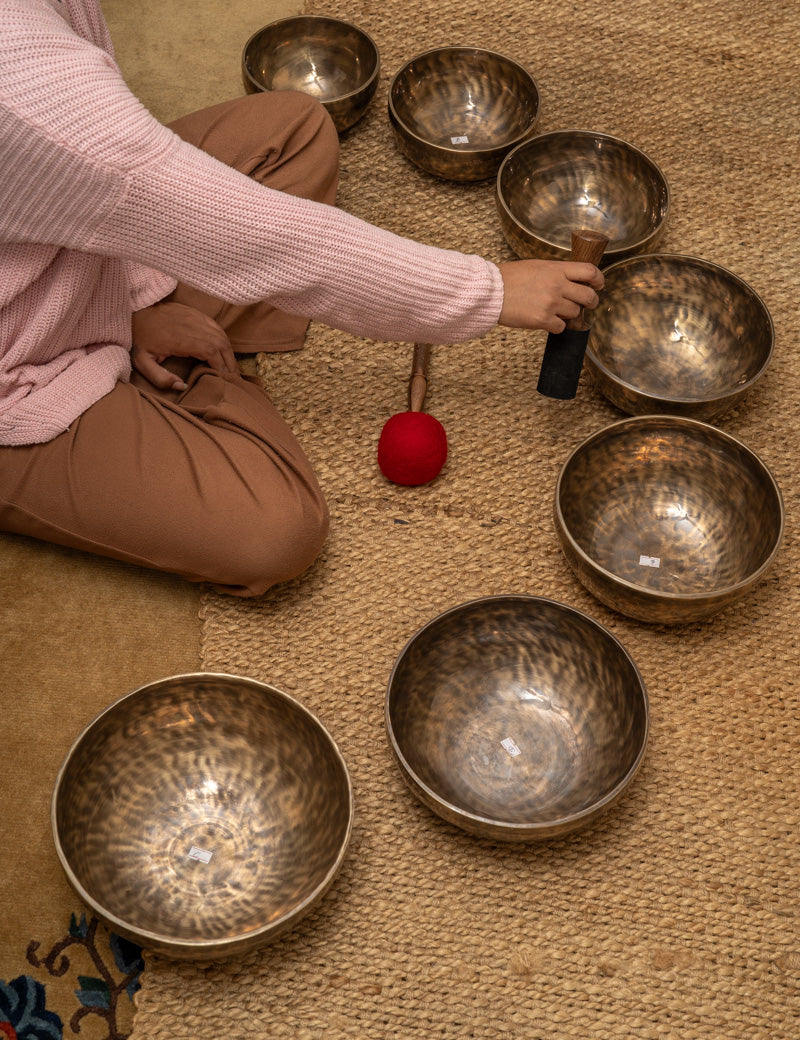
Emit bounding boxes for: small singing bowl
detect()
[242,16,380,132]
[52,673,353,960]
[496,130,669,261]
[555,417,784,625]
[386,596,649,841]
[585,254,774,420]
[388,47,540,181]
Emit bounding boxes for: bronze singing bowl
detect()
[388,47,540,181]
[496,130,669,261]
[242,16,380,132]
[52,673,353,960]
[585,254,774,420]
[386,596,649,841]
[555,417,784,625]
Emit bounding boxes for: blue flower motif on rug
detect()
[24,915,144,1040]
[73,932,144,1010]
[0,974,63,1040]
[108,936,145,1004]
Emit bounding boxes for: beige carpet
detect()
[117,0,798,1036]
[0,538,201,1039]
[0,1,283,1034]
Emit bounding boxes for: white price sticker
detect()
[639,555,661,568]
[451,135,470,144]
[501,737,522,757]
[188,845,213,864]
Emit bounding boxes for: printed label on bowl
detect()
[188,845,213,863]
[639,555,661,568]
[451,135,470,144]
[501,736,522,757]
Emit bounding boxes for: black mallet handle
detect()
[536,229,609,400]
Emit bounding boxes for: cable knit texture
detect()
[0,0,504,445]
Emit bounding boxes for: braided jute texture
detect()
[131,1,800,1037]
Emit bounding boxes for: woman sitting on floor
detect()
[0,0,603,596]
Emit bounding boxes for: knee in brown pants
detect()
[0,372,330,597]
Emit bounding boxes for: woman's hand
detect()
[497,259,604,334]
[131,301,240,390]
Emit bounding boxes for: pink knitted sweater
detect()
[0,0,504,445]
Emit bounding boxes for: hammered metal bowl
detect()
[555,417,784,625]
[585,254,774,420]
[386,596,649,841]
[388,47,540,181]
[496,130,669,261]
[52,673,353,960]
[242,16,380,132]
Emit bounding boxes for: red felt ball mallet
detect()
[378,343,448,486]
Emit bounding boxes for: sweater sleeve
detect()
[1,0,504,346]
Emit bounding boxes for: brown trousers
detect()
[0,92,339,596]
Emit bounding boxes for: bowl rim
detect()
[242,14,381,103]
[495,128,671,256]
[385,593,650,836]
[51,671,354,955]
[585,252,775,407]
[554,415,785,605]
[388,45,541,159]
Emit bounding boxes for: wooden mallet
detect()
[537,228,609,400]
[378,343,448,486]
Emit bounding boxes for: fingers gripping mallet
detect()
[536,229,609,400]
[378,343,448,486]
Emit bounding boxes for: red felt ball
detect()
[377,411,448,486]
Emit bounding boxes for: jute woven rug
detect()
[131,1,799,1037]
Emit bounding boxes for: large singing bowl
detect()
[585,254,774,420]
[496,130,669,262]
[388,47,540,181]
[555,417,784,624]
[242,16,380,132]
[386,596,649,841]
[52,674,353,960]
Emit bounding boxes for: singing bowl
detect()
[386,596,649,841]
[52,673,353,960]
[388,47,540,181]
[585,254,774,420]
[496,130,669,261]
[555,417,784,625]
[242,16,380,132]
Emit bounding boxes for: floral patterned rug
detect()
[2,916,142,1040]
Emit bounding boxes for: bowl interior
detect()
[390,48,539,151]
[387,597,647,830]
[558,419,782,597]
[53,675,351,950]
[588,255,773,401]
[244,17,378,101]
[498,132,668,251]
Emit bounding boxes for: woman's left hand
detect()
[131,301,240,390]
